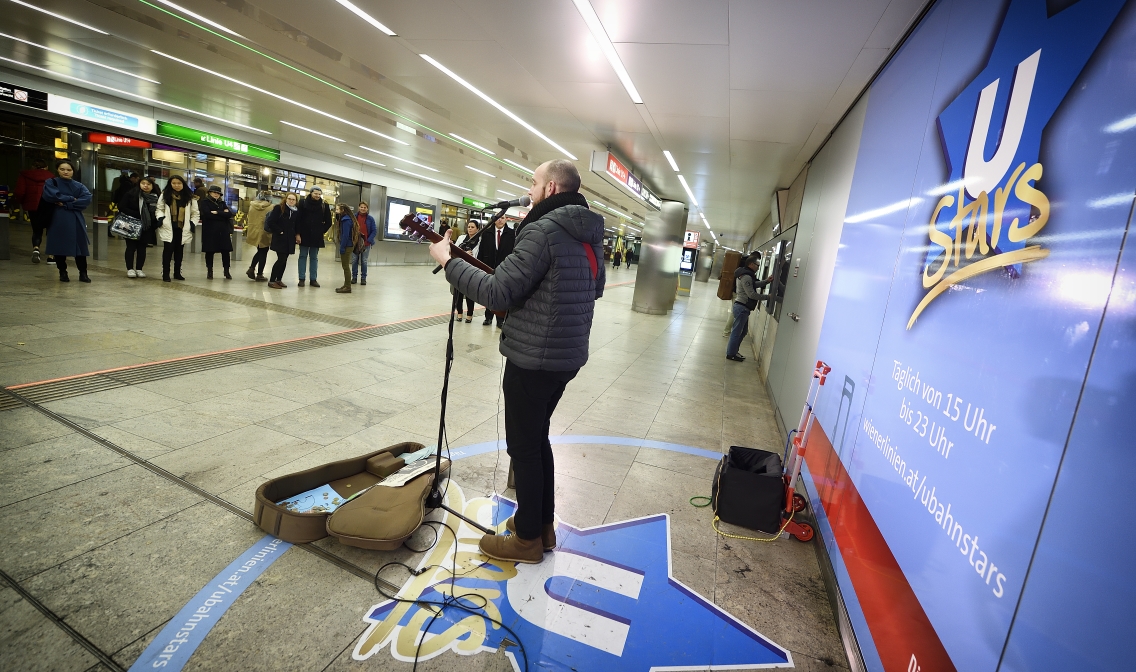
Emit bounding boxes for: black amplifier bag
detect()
[710,445,784,533]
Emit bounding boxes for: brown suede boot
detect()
[479,532,544,564]
[505,517,556,551]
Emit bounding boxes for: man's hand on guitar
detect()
[429,236,452,267]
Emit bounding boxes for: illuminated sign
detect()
[683,231,700,249]
[156,121,279,161]
[0,80,47,110]
[48,95,156,133]
[462,196,490,209]
[590,150,661,210]
[86,133,152,148]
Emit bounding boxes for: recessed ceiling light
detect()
[152,50,409,145]
[6,0,107,34]
[449,133,495,155]
[333,0,396,35]
[393,168,471,192]
[0,55,270,133]
[676,174,699,208]
[420,54,577,160]
[663,150,680,172]
[497,190,516,198]
[281,121,343,142]
[570,0,643,104]
[503,159,533,175]
[465,165,494,177]
[0,33,159,83]
[152,0,244,38]
[502,179,527,191]
[344,153,385,167]
[359,146,438,172]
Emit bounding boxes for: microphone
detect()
[492,195,530,209]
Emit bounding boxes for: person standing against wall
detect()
[726,253,773,362]
[42,160,93,283]
[295,186,332,287]
[334,203,355,294]
[266,193,299,289]
[476,215,515,327]
[350,202,376,285]
[199,185,234,279]
[13,158,54,264]
[116,176,159,278]
[155,176,198,282]
[244,192,272,281]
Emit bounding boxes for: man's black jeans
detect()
[502,360,577,541]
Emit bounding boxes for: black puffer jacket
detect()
[199,195,234,253]
[296,195,332,248]
[446,192,605,371]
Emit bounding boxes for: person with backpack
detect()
[42,160,94,283]
[350,202,377,285]
[726,253,773,362]
[13,158,54,264]
[334,203,357,294]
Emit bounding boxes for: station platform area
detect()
[0,230,845,672]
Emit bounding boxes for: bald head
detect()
[528,159,581,205]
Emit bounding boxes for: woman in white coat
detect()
[155,175,199,282]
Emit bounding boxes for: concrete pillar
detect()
[631,200,686,315]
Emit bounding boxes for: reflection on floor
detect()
[0,229,848,671]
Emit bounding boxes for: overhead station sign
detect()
[0,80,47,110]
[590,150,661,210]
[86,133,152,148]
[156,121,280,162]
[49,95,156,134]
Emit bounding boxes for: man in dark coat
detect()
[13,158,54,263]
[295,186,332,287]
[429,159,605,565]
[199,185,235,279]
[475,213,516,326]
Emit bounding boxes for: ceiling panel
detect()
[620,43,730,118]
[729,89,831,144]
[594,0,730,45]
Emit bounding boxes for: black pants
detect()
[31,214,45,248]
[454,292,475,315]
[249,247,269,275]
[484,306,504,325]
[162,242,184,276]
[502,360,577,540]
[270,252,290,282]
[125,239,147,270]
[205,251,230,270]
[55,255,87,274]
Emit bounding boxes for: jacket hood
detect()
[524,192,603,245]
[249,200,271,212]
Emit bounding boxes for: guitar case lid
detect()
[254,442,449,550]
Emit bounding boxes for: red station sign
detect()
[86,133,152,148]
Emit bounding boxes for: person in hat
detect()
[199,184,235,279]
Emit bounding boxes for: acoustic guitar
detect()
[398,213,505,317]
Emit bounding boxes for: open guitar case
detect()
[254,442,450,550]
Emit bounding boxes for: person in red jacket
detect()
[13,158,54,264]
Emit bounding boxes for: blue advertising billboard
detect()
[803,1,1135,671]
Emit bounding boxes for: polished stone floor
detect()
[0,231,847,672]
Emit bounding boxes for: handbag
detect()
[110,212,143,240]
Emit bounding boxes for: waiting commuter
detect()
[333,203,355,294]
[244,192,272,281]
[625,248,633,269]
[266,193,300,289]
[200,185,235,280]
[13,158,54,264]
[192,177,207,200]
[295,186,332,287]
[42,160,93,283]
[476,215,515,327]
[116,176,160,278]
[453,220,480,321]
[612,249,622,269]
[726,253,773,362]
[155,175,198,282]
[113,172,140,204]
[350,201,377,285]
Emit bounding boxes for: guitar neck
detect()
[401,217,495,275]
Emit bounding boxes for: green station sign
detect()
[156,121,280,162]
[462,196,491,209]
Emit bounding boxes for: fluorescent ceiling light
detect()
[1088,192,1135,209]
[844,197,922,224]
[393,168,471,192]
[420,54,577,160]
[497,190,516,198]
[6,0,107,34]
[676,174,699,208]
[502,179,528,190]
[152,0,243,38]
[344,153,385,167]
[710,231,718,241]
[503,158,533,175]
[0,33,158,83]
[0,55,269,133]
[663,150,679,172]
[359,146,438,172]
[334,0,396,35]
[153,50,409,145]
[281,121,343,142]
[570,0,642,104]
[466,165,494,177]
[450,133,495,155]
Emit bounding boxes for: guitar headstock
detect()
[398,213,440,243]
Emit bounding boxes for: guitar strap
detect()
[582,241,598,279]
